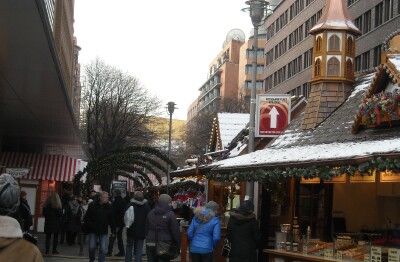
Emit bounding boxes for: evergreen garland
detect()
[73,146,177,196]
[207,157,400,183]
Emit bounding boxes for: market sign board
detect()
[380,170,400,182]
[324,174,346,183]
[349,170,376,183]
[301,177,320,184]
[256,94,291,137]
[5,167,31,178]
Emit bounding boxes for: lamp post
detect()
[242,0,268,201]
[166,101,177,194]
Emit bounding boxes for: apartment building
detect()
[188,29,266,121]
[263,0,400,98]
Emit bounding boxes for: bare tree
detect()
[220,93,250,113]
[80,58,162,159]
[184,112,214,157]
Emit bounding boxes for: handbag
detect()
[221,238,231,257]
[155,215,179,260]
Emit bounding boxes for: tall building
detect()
[263,0,400,98]
[188,29,266,121]
[238,28,267,105]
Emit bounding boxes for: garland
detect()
[206,157,400,183]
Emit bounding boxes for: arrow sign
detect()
[269,106,279,128]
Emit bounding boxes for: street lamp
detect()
[242,0,268,201]
[166,101,177,194]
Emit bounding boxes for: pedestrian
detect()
[226,200,260,262]
[145,194,181,262]
[84,191,116,262]
[65,195,82,245]
[19,190,33,232]
[107,189,126,257]
[78,197,89,245]
[0,173,43,262]
[125,191,151,262]
[187,201,221,262]
[42,192,63,254]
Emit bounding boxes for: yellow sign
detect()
[380,170,400,182]
[324,174,347,183]
[350,170,376,183]
[300,177,320,184]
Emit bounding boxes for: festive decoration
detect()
[73,146,177,196]
[207,157,400,183]
[358,89,400,125]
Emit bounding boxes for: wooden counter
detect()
[181,225,227,262]
[264,249,340,262]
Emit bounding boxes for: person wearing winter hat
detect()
[0,173,43,262]
[145,194,180,262]
[187,200,221,262]
[227,200,260,262]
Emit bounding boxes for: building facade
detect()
[263,0,400,98]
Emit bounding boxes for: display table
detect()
[264,249,340,262]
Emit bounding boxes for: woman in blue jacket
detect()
[187,201,221,262]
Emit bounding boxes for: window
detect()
[266,76,273,90]
[345,59,353,78]
[363,10,371,33]
[346,36,353,54]
[373,45,382,67]
[384,0,393,22]
[316,36,322,52]
[315,58,321,76]
[362,51,370,70]
[304,48,313,69]
[302,82,312,98]
[375,3,383,27]
[355,55,362,72]
[354,16,362,37]
[327,57,340,76]
[328,35,340,51]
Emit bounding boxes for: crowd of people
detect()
[0,172,261,262]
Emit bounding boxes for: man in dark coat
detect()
[84,191,116,262]
[125,191,150,262]
[227,200,260,262]
[107,189,126,256]
[146,194,181,262]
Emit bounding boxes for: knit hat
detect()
[158,194,172,204]
[0,173,20,216]
[205,201,218,212]
[238,200,254,212]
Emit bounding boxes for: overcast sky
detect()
[74,0,253,120]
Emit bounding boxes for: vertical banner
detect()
[256,94,291,137]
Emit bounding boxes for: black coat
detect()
[84,200,116,235]
[126,199,150,239]
[43,207,63,233]
[19,199,33,229]
[227,211,260,262]
[65,200,82,232]
[112,196,127,228]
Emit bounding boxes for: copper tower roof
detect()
[309,0,361,35]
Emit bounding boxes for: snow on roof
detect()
[218,113,249,148]
[213,73,400,170]
[215,137,400,168]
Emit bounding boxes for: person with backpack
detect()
[124,191,150,262]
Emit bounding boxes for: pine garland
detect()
[207,157,400,183]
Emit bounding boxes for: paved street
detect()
[36,233,183,262]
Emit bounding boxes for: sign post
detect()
[256,94,291,137]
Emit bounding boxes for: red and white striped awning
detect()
[0,151,84,181]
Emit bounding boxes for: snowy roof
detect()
[218,113,249,149]
[213,73,400,171]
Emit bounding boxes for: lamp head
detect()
[167,101,176,115]
[243,0,269,27]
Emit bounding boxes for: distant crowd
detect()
[0,172,261,262]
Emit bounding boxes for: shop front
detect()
[0,151,87,232]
